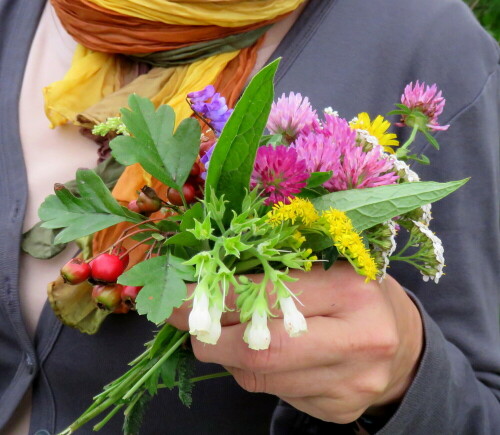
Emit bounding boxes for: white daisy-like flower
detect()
[243,310,271,350]
[279,296,307,337]
[413,220,445,283]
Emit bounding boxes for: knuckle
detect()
[234,371,266,393]
[375,331,400,358]
[240,330,284,373]
[352,370,391,397]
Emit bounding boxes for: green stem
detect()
[122,333,188,401]
[396,124,419,157]
[158,371,232,390]
[93,403,124,431]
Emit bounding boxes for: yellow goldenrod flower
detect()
[267,197,319,227]
[320,208,377,281]
[350,112,399,153]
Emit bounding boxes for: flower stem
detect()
[122,332,188,401]
[93,403,124,431]
[396,124,419,158]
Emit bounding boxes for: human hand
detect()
[168,261,423,424]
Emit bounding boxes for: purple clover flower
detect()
[266,92,320,144]
[399,81,449,131]
[251,145,309,205]
[293,113,398,192]
[187,85,233,136]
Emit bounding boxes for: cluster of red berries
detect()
[60,251,142,314]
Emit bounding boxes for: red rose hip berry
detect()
[92,284,123,311]
[167,183,196,206]
[121,285,143,309]
[89,253,126,283]
[60,258,91,285]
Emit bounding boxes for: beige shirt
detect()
[5,2,306,433]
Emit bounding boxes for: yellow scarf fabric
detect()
[85,0,304,26]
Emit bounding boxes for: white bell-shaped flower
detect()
[243,310,271,350]
[189,291,211,337]
[196,304,223,345]
[279,296,307,337]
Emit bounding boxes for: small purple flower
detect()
[400,81,449,131]
[251,145,309,205]
[200,143,216,180]
[187,85,233,136]
[266,92,320,144]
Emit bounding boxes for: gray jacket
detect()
[0,0,499,434]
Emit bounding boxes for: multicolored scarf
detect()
[45,0,304,263]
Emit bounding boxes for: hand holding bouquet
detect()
[34,60,466,433]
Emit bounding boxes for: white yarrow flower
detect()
[189,292,211,337]
[388,155,420,182]
[279,296,307,337]
[243,310,271,350]
[196,304,223,345]
[324,107,339,117]
[379,219,399,282]
[413,220,445,283]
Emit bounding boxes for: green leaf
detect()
[123,392,152,435]
[179,202,204,231]
[149,323,178,357]
[259,134,283,147]
[306,171,333,188]
[177,349,196,408]
[38,169,144,244]
[322,246,339,271]
[205,59,280,223]
[64,157,125,194]
[159,352,180,389]
[119,254,195,324]
[164,231,200,247]
[311,179,469,231]
[303,232,334,252]
[422,129,440,150]
[297,186,330,199]
[110,95,200,191]
[22,222,66,259]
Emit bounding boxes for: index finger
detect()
[167,262,377,330]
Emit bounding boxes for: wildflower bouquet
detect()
[37,59,466,433]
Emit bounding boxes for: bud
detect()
[136,186,162,213]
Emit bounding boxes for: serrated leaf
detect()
[38,169,144,244]
[110,95,200,191]
[312,179,469,231]
[205,59,280,223]
[118,254,195,324]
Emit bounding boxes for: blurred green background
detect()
[464,0,500,41]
